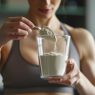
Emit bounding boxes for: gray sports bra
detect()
[1,24,80,94]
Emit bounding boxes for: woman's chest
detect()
[20,39,39,65]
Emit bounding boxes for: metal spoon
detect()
[32,26,56,40]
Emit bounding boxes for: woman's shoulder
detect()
[64,24,94,43]
[64,24,95,60]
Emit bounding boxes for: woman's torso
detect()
[1,24,80,95]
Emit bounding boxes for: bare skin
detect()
[0,0,95,95]
[0,16,95,95]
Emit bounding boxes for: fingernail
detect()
[29,28,32,33]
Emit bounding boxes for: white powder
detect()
[39,52,67,78]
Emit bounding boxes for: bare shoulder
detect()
[64,24,95,60]
[64,24,94,41]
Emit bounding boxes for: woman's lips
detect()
[38,8,52,14]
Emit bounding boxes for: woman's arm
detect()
[76,72,95,95]
[0,16,34,71]
[75,28,95,95]
[48,27,95,95]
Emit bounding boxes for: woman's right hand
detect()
[0,16,35,46]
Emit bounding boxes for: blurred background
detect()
[0,0,95,93]
[0,0,95,37]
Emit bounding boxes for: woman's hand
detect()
[0,16,35,46]
[48,58,80,87]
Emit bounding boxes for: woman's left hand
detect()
[48,58,80,86]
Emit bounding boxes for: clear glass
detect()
[36,28,70,79]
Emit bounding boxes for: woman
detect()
[0,0,95,95]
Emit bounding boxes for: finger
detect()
[61,75,80,86]
[8,29,28,40]
[66,59,74,73]
[8,17,21,21]
[8,16,35,29]
[48,76,64,84]
[5,22,32,33]
[48,78,61,83]
[48,75,79,86]
[64,68,78,81]
[14,21,32,33]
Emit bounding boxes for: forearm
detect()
[0,36,8,48]
[75,72,95,95]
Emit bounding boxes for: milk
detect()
[39,52,67,78]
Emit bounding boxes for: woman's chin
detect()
[37,11,53,19]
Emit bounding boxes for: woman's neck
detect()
[27,12,61,32]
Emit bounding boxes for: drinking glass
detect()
[36,27,70,79]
